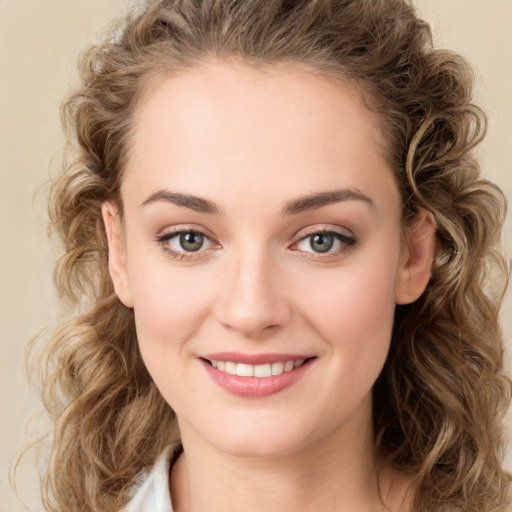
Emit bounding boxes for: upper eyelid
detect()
[156,225,217,242]
[292,225,354,241]
[292,230,355,249]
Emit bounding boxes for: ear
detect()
[394,210,437,305]
[102,202,134,308]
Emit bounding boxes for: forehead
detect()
[122,61,397,214]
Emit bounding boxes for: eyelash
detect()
[155,227,357,262]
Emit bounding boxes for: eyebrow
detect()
[142,190,222,214]
[281,188,374,215]
[141,188,374,216]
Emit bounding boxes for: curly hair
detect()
[27,0,511,511]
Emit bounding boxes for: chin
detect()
[192,415,323,460]
[216,434,308,459]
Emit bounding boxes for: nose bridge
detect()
[215,239,290,337]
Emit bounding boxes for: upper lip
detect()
[201,352,316,365]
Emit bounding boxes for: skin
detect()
[103,62,436,512]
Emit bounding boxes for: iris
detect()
[180,232,204,252]
[310,233,334,253]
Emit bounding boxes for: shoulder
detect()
[122,444,182,512]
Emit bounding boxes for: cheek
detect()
[300,245,397,317]
[127,254,214,367]
[294,248,399,374]
[129,267,216,411]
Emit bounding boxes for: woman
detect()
[32,0,511,511]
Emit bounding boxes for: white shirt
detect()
[123,444,181,512]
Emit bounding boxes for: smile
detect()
[208,359,306,378]
[201,353,316,398]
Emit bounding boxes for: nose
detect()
[214,247,292,339]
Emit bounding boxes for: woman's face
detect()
[105,62,431,458]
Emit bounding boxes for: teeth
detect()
[254,363,271,378]
[236,363,254,377]
[225,362,237,375]
[210,359,306,377]
[271,362,284,375]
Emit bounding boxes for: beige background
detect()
[0,0,511,510]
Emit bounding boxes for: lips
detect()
[201,352,315,398]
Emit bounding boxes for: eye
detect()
[174,232,205,252]
[292,229,356,259]
[156,228,218,260]
[306,233,336,253]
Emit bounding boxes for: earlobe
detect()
[101,202,134,308]
[394,210,437,305]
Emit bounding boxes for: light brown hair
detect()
[24,1,511,510]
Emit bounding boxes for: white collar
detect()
[123,444,182,512]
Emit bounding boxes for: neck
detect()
[170,396,408,512]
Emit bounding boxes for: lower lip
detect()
[201,359,314,398]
